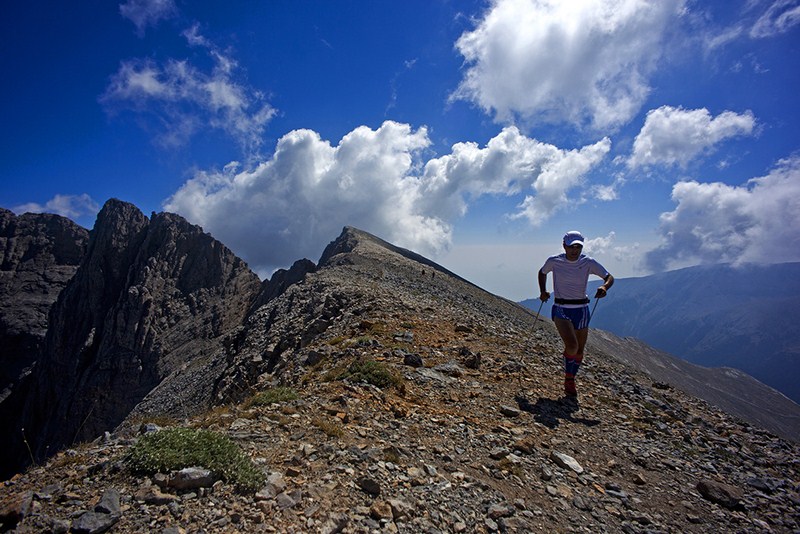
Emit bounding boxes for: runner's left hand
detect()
[594,286,608,298]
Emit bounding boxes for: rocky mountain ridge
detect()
[1,200,799,532]
[0,200,268,480]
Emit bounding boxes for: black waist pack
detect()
[554,297,590,305]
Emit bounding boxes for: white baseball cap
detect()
[563,230,584,246]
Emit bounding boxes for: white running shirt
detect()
[540,254,609,307]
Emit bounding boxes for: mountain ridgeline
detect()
[2,199,800,532]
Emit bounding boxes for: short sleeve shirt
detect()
[540,254,609,306]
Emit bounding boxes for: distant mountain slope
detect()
[524,262,800,403]
[587,329,800,443]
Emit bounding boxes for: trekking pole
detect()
[587,297,600,327]
[532,298,545,331]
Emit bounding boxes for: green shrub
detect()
[248,386,299,406]
[126,427,265,493]
[340,358,401,389]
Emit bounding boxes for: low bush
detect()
[340,358,402,389]
[126,427,265,493]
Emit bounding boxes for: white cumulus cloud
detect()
[452,0,686,131]
[419,126,611,225]
[164,122,611,276]
[644,154,800,271]
[628,106,756,169]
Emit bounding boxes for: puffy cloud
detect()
[584,231,641,264]
[644,155,800,271]
[164,122,439,274]
[420,126,611,225]
[452,0,685,131]
[13,194,100,221]
[119,0,177,36]
[101,25,275,156]
[628,106,756,169]
[750,0,800,38]
[164,122,610,276]
[584,232,617,255]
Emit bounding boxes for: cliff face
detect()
[1,200,266,478]
[0,209,90,482]
[0,208,88,400]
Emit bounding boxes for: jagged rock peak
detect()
[318,226,466,282]
[0,209,91,480]
[251,258,317,312]
[2,199,263,477]
[317,226,370,264]
[0,207,88,270]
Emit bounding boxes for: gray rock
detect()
[489,447,510,460]
[487,503,514,519]
[387,498,415,520]
[403,353,424,367]
[94,489,120,515]
[70,511,120,534]
[433,361,465,377]
[550,451,584,474]
[276,491,299,509]
[167,467,218,490]
[696,479,744,510]
[357,477,381,496]
[500,405,521,417]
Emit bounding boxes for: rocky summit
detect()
[1,201,799,533]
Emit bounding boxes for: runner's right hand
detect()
[539,291,550,302]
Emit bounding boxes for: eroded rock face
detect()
[0,209,89,480]
[1,200,263,478]
[0,209,89,398]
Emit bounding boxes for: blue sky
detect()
[2,0,799,300]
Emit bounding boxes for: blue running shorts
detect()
[552,305,590,330]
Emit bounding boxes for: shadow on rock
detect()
[515,396,601,429]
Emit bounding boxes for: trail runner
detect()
[538,231,614,398]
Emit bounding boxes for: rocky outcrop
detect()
[0,200,262,479]
[249,258,317,313]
